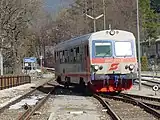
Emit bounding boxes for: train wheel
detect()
[64,77,70,88]
[56,76,61,83]
[79,78,92,95]
[111,91,122,96]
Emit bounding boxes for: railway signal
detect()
[152,85,159,95]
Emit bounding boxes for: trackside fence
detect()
[0,75,31,90]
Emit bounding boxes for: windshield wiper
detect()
[102,49,111,58]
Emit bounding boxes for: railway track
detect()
[18,83,56,120]
[120,93,160,110]
[93,94,121,120]
[0,78,57,120]
[135,75,160,88]
[142,74,160,79]
[95,93,160,120]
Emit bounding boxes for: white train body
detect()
[54,30,137,92]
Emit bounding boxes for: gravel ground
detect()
[106,98,159,120]
[0,75,55,109]
[30,87,111,120]
[0,87,48,120]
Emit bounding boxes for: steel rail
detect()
[141,78,160,85]
[93,94,121,120]
[18,85,57,120]
[104,95,160,110]
[120,94,160,118]
[143,102,160,110]
[0,78,54,114]
[141,75,160,79]
[120,93,160,102]
[135,81,158,88]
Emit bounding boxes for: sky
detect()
[44,0,73,13]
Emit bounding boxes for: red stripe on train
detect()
[92,58,137,63]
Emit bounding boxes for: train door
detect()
[84,45,90,72]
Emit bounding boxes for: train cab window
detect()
[115,41,132,56]
[95,42,112,57]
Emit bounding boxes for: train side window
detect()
[73,48,76,62]
[70,49,73,62]
[67,51,69,62]
[62,50,65,63]
[56,52,58,60]
[60,51,63,63]
[65,50,68,63]
[54,52,56,62]
[76,47,80,62]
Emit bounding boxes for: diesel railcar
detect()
[54,29,138,93]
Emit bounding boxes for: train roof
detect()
[54,29,135,50]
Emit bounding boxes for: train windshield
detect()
[115,41,132,56]
[95,42,112,57]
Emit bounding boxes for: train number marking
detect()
[109,63,119,71]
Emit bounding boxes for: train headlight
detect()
[109,30,115,36]
[129,64,134,71]
[94,65,99,70]
[125,65,129,69]
[99,65,103,70]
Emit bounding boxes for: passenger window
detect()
[65,50,68,63]
[62,51,65,63]
[67,51,69,62]
[54,52,56,62]
[56,52,59,60]
[70,49,73,62]
[76,47,80,62]
[60,51,63,63]
[73,48,76,62]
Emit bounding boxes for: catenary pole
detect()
[86,14,103,32]
[103,0,106,30]
[136,0,142,90]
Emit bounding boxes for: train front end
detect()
[88,30,137,93]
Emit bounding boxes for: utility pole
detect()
[0,37,4,75]
[86,14,104,32]
[136,0,142,90]
[84,0,88,33]
[103,0,106,30]
[40,55,43,73]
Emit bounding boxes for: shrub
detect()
[141,56,148,71]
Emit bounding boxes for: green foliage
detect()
[141,56,148,71]
[139,0,160,42]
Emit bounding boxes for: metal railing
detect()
[0,75,31,90]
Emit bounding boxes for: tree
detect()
[0,0,43,74]
[139,0,160,44]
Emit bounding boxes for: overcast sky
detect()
[44,0,73,12]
